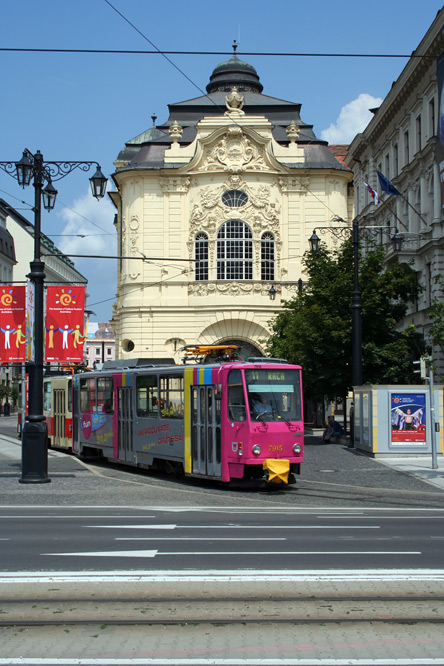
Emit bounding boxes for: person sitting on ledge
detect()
[321,415,344,443]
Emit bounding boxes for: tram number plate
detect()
[268,445,283,452]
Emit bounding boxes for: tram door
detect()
[191,385,221,478]
[53,388,65,447]
[117,387,133,463]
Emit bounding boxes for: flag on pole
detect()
[377,170,401,196]
[364,182,380,205]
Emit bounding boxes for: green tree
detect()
[429,275,444,379]
[265,238,425,402]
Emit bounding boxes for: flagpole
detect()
[378,196,409,231]
[399,193,429,228]
[376,169,429,229]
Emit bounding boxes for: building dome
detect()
[206,50,263,94]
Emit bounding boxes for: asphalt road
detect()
[0,504,444,572]
[1,417,444,664]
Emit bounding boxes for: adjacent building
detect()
[110,48,353,360]
[84,321,115,369]
[346,8,444,376]
[0,199,88,385]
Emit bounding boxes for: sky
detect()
[0,0,442,321]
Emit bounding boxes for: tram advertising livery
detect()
[72,348,304,486]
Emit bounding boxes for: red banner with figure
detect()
[45,286,86,362]
[0,286,27,362]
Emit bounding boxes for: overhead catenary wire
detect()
[0,47,438,59]
[103,0,354,225]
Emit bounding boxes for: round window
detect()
[122,339,135,352]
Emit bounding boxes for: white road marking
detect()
[86,524,380,530]
[1,505,444,511]
[115,537,285,541]
[86,524,176,529]
[0,515,157,519]
[42,550,421,558]
[1,659,444,665]
[43,550,158,558]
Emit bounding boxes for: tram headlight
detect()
[293,443,302,454]
[252,444,262,455]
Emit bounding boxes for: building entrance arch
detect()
[217,338,263,360]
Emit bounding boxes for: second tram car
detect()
[18,373,73,451]
[44,375,73,450]
[72,355,304,486]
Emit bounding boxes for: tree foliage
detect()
[429,275,444,380]
[265,238,425,401]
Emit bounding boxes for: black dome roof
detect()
[206,54,263,94]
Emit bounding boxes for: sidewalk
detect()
[377,454,444,491]
[305,427,444,491]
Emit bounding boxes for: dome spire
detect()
[206,44,263,94]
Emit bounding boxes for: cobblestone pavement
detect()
[0,427,444,508]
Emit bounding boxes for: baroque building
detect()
[111,48,353,360]
[346,8,444,376]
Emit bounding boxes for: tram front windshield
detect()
[245,368,302,422]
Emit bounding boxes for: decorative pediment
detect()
[196,126,275,174]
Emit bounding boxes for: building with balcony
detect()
[346,8,444,376]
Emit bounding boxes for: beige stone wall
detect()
[112,114,353,361]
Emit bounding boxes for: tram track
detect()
[1,602,444,625]
[2,585,444,625]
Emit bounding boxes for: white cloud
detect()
[56,188,117,320]
[320,93,383,144]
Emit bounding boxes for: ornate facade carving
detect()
[278,176,310,193]
[224,87,245,116]
[160,177,191,193]
[169,121,183,142]
[189,176,281,239]
[188,281,271,297]
[199,127,270,173]
[188,175,283,276]
[286,121,300,142]
[120,216,141,280]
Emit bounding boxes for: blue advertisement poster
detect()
[391,393,426,445]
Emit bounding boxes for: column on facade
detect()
[433,161,441,225]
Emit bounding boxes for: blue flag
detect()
[377,170,401,196]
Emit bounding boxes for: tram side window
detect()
[227,369,246,422]
[98,377,113,414]
[160,375,184,419]
[43,381,52,412]
[67,379,72,414]
[136,375,158,418]
[80,377,97,412]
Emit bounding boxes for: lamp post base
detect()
[19,421,51,484]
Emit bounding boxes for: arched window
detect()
[217,220,253,280]
[195,232,208,281]
[261,232,275,281]
[222,190,248,208]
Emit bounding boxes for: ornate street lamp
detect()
[309,219,404,387]
[90,166,108,200]
[0,148,108,484]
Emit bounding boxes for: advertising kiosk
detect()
[353,385,443,457]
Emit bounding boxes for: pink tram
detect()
[72,352,304,486]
